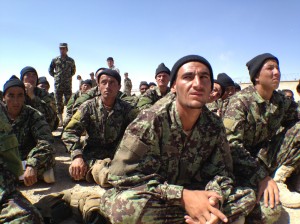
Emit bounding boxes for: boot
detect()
[273,165,300,208]
[43,168,55,183]
[231,216,245,224]
[58,114,63,127]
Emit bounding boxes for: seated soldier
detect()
[3,75,55,186]
[206,79,223,115]
[223,53,300,223]
[62,69,137,181]
[136,63,171,110]
[20,66,58,131]
[64,79,92,126]
[122,81,150,107]
[37,76,51,93]
[0,101,44,223]
[94,55,256,224]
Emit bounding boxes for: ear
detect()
[171,82,176,93]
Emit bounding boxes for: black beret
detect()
[216,73,235,88]
[20,66,38,82]
[59,43,68,48]
[97,69,121,84]
[246,53,279,84]
[95,67,107,75]
[234,82,241,91]
[148,82,157,87]
[170,55,214,89]
[213,79,225,96]
[3,75,25,95]
[139,81,149,88]
[38,76,49,86]
[81,79,93,87]
[155,63,170,78]
[107,57,114,61]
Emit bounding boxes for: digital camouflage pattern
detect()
[64,90,82,126]
[49,55,76,114]
[97,97,256,223]
[62,96,137,165]
[206,98,230,118]
[123,77,132,96]
[136,86,170,110]
[26,87,58,131]
[223,85,300,223]
[11,105,55,177]
[0,102,44,223]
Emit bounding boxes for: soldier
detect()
[64,79,92,126]
[136,63,171,110]
[90,55,256,224]
[20,66,58,131]
[123,72,132,96]
[234,82,241,92]
[281,89,294,101]
[37,76,50,93]
[149,81,157,89]
[0,101,44,223]
[122,81,150,107]
[223,53,300,223]
[3,75,55,186]
[90,72,97,87]
[206,79,224,115]
[62,69,137,181]
[139,81,149,95]
[106,57,120,74]
[49,43,76,126]
[77,75,83,89]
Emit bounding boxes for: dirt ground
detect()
[20,129,300,224]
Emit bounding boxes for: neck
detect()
[176,101,202,131]
[254,85,273,100]
[159,86,168,95]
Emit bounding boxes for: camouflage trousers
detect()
[54,82,72,114]
[97,186,255,224]
[244,121,300,223]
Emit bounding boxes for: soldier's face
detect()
[155,73,170,88]
[173,62,211,109]
[4,86,25,118]
[23,72,37,87]
[221,85,236,100]
[60,47,67,56]
[81,84,92,93]
[107,60,114,68]
[256,59,280,91]
[37,83,50,92]
[209,83,222,102]
[139,85,149,95]
[99,75,120,101]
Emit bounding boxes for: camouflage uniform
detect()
[223,85,300,223]
[97,97,256,223]
[136,86,170,110]
[11,105,55,177]
[49,55,76,114]
[62,96,137,166]
[123,77,132,96]
[64,90,82,126]
[25,87,58,131]
[0,102,44,223]
[206,98,229,118]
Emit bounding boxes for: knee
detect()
[259,202,282,224]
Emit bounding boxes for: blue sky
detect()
[1,0,299,92]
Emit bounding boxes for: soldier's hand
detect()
[24,83,35,99]
[24,166,38,186]
[257,176,280,208]
[69,156,87,180]
[181,189,228,224]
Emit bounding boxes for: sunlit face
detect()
[139,84,149,95]
[221,85,236,100]
[37,83,50,92]
[81,84,92,93]
[4,86,25,118]
[255,59,280,91]
[209,83,222,102]
[98,75,121,101]
[107,60,114,68]
[155,72,170,88]
[60,47,68,56]
[23,72,37,87]
[173,62,211,109]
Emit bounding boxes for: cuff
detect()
[71,149,83,160]
[26,157,38,168]
[158,183,183,201]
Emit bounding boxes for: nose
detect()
[192,75,201,89]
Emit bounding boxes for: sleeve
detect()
[26,111,54,169]
[281,97,299,127]
[49,59,55,77]
[62,104,88,160]
[223,98,269,187]
[136,90,155,110]
[72,59,76,76]
[108,111,183,202]
[64,93,76,125]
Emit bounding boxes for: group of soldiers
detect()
[1,45,300,224]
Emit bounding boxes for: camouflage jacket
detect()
[108,97,234,204]
[62,97,138,161]
[206,98,230,118]
[64,90,82,125]
[136,86,170,110]
[223,85,299,186]
[123,78,132,92]
[10,105,55,170]
[49,55,76,83]
[25,87,58,131]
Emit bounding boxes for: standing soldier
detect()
[123,72,132,96]
[106,57,120,74]
[49,43,76,126]
[89,72,97,87]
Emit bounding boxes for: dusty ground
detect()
[20,129,299,224]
